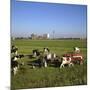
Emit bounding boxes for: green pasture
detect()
[11,39,87,90]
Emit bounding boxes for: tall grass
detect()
[11,39,87,90]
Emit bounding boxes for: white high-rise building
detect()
[47,33,50,38]
[43,33,50,39]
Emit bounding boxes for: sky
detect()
[11,0,87,38]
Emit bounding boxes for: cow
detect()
[44,53,56,62]
[54,56,61,67]
[32,49,40,57]
[43,47,50,55]
[11,56,18,61]
[33,55,47,68]
[60,56,74,68]
[60,53,83,68]
[11,56,19,75]
[38,55,48,68]
[71,53,83,64]
[12,45,15,49]
[11,55,25,75]
[11,47,18,55]
[17,54,24,59]
[74,47,80,53]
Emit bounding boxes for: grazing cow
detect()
[11,47,18,55]
[17,54,24,59]
[11,56,19,75]
[12,45,15,49]
[54,56,61,67]
[11,56,18,61]
[74,47,80,53]
[37,55,48,68]
[65,53,83,64]
[71,53,83,64]
[60,53,83,68]
[11,60,19,75]
[45,53,56,62]
[60,56,74,68]
[43,48,50,55]
[42,57,48,67]
[45,53,52,60]
[32,49,40,57]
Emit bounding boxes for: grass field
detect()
[11,39,87,90]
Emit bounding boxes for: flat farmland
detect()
[11,39,87,90]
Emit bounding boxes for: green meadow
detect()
[11,39,87,90]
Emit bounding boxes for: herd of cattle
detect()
[11,45,83,75]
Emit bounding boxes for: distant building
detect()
[43,34,49,39]
[43,34,47,39]
[31,33,37,39]
[31,33,50,40]
[47,33,50,38]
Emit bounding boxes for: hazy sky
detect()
[11,0,87,38]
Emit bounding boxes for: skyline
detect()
[11,0,87,38]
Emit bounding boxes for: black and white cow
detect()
[11,56,19,75]
[11,56,18,61]
[12,45,15,49]
[32,49,40,57]
[54,56,61,67]
[45,53,56,62]
[11,47,18,55]
[74,47,80,53]
[17,54,24,59]
[38,55,48,68]
[43,48,50,55]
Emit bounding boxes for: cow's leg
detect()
[69,63,74,67]
[15,51,18,55]
[33,52,36,57]
[80,60,83,65]
[44,60,47,68]
[60,63,64,68]
[13,67,18,75]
